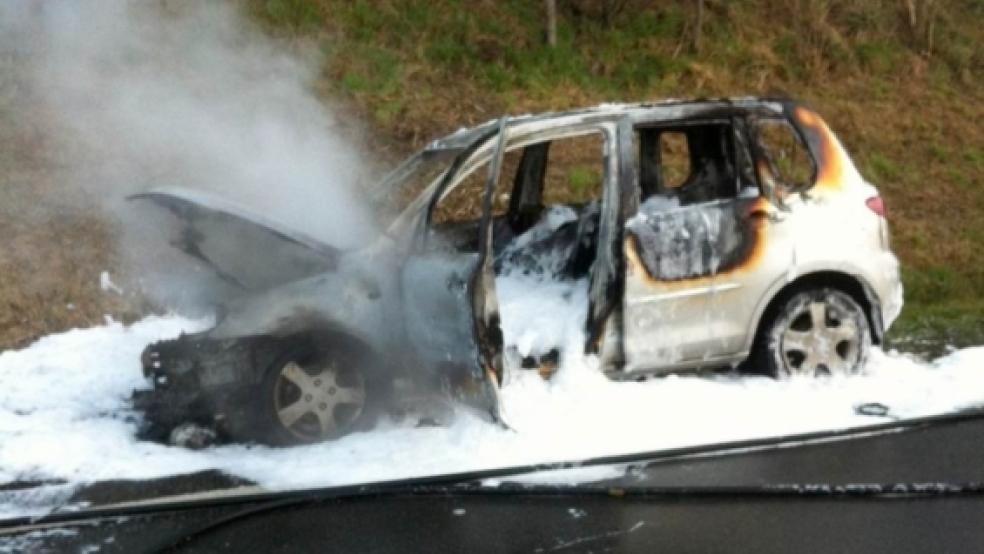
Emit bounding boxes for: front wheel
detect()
[259,342,379,445]
[752,288,872,378]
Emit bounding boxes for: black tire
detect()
[257,340,382,446]
[748,287,872,378]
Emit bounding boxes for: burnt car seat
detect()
[494,201,600,280]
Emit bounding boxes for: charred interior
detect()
[430,131,605,282]
[625,117,771,283]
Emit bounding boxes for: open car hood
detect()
[130,187,342,292]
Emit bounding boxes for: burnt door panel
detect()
[471,119,508,391]
[400,119,507,420]
[402,252,483,370]
[623,197,759,371]
[621,116,762,373]
[627,203,725,280]
[623,201,716,370]
[584,123,623,358]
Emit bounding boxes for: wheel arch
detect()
[250,318,383,383]
[746,270,885,354]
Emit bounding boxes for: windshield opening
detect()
[373,148,460,234]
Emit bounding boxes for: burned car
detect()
[132,98,903,445]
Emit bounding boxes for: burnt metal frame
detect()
[388,99,839,374]
[420,116,625,356]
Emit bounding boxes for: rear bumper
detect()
[866,251,904,333]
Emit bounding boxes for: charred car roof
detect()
[423,97,789,153]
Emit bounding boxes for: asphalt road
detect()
[4,410,984,553]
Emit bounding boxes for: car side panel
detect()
[401,253,484,372]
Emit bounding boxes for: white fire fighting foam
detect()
[1,310,983,520]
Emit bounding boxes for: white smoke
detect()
[0,0,377,249]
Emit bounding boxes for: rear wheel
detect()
[752,288,871,378]
[260,341,379,445]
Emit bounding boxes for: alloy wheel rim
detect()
[779,296,862,376]
[273,359,366,441]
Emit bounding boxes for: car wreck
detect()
[131,97,903,446]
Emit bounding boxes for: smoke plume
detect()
[0,0,378,309]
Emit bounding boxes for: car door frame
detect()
[400,119,509,421]
[582,118,630,365]
[484,119,624,361]
[427,116,628,371]
[616,108,756,374]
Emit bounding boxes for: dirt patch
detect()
[0,175,143,350]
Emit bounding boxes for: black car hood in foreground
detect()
[5,408,984,553]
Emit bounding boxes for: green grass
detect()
[256,0,324,31]
[245,0,983,333]
[888,300,984,356]
[5,0,982,350]
[855,41,902,74]
[863,152,902,183]
[902,265,980,305]
[567,166,599,194]
[964,147,984,169]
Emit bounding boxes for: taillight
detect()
[866,196,885,216]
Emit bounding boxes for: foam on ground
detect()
[1,313,982,520]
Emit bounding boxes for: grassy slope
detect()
[0,56,140,348]
[251,0,983,344]
[0,0,979,349]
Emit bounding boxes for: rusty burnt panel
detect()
[587,312,610,354]
[624,196,771,290]
[791,106,849,194]
[537,359,558,380]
